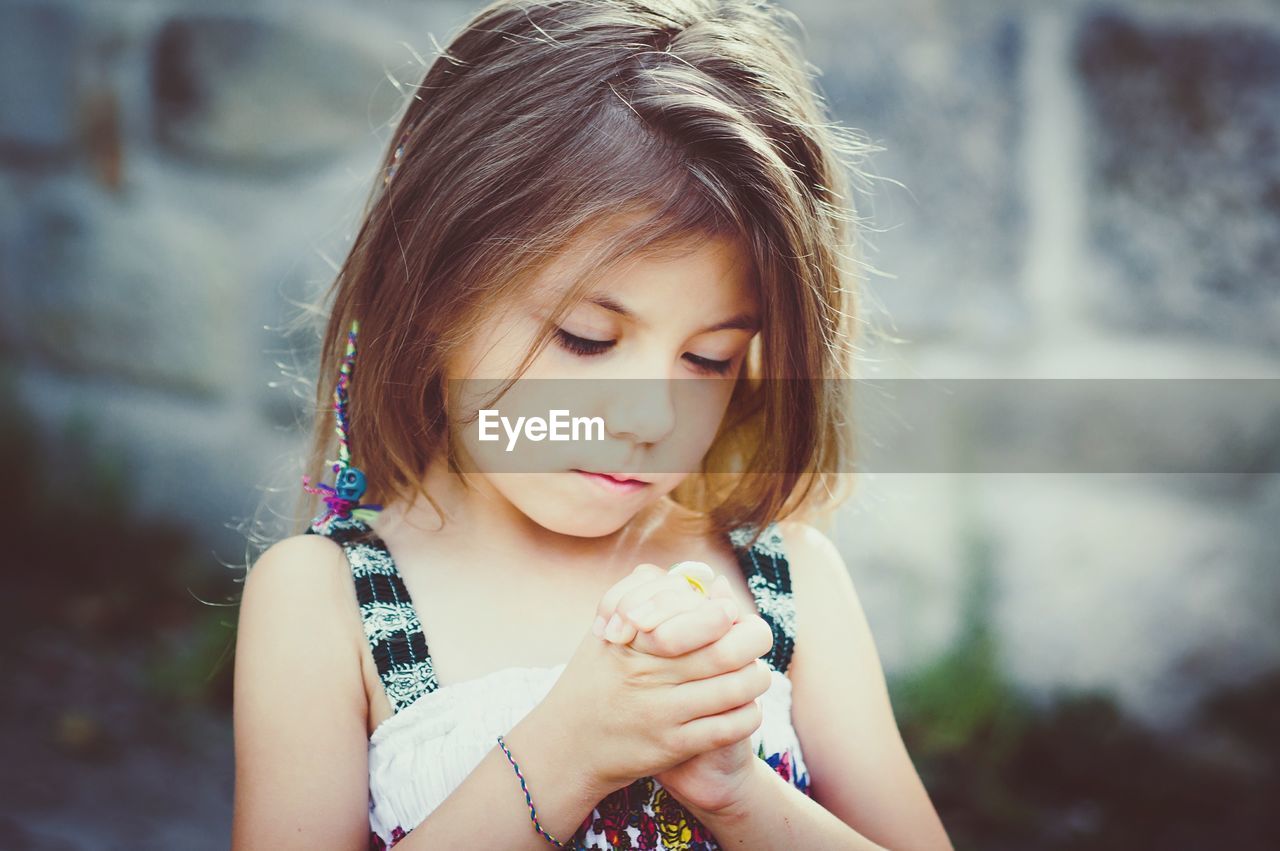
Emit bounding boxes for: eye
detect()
[554,327,734,375]
[684,354,733,375]
[554,328,614,356]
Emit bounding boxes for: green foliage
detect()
[886,513,1280,849]
[0,358,236,710]
[143,606,237,710]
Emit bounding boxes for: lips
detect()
[573,469,652,485]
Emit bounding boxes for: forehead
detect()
[529,227,758,317]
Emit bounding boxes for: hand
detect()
[592,562,740,648]
[535,565,772,800]
[594,565,774,815]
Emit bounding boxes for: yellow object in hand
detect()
[668,560,715,596]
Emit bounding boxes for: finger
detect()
[707,573,731,601]
[704,575,740,624]
[628,594,739,657]
[663,614,776,681]
[675,698,764,754]
[604,574,700,644]
[624,585,708,633]
[595,563,666,626]
[670,657,774,723]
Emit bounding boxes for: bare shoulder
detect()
[771,518,869,694]
[235,532,369,725]
[774,520,854,601]
[231,534,373,849]
[241,533,356,610]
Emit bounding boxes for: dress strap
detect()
[728,523,797,675]
[305,513,439,712]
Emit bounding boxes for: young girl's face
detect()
[446,231,760,538]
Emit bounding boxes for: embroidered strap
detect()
[302,511,794,711]
[305,513,439,712]
[729,523,797,675]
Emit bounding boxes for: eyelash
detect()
[553,329,734,375]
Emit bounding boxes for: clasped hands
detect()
[590,561,776,816]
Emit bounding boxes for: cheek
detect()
[671,379,737,453]
[450,381,581,475]
[449,309,547,381]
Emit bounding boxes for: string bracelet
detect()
[495,734,582,850]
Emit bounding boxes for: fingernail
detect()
[592,615,606,638]
[604,613,624,642]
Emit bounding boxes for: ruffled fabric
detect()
[366,663,810,849]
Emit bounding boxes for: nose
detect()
[603,377,676,446]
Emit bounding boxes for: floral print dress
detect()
[305,515,811,850]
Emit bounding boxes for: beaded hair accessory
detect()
[383,121,416,187]
[301,318,384,525]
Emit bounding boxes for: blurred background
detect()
[2,0,1278,848]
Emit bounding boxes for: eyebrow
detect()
[584,294,760,334]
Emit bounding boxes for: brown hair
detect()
[285,0,880,550]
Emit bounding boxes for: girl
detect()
[231,1,952,849]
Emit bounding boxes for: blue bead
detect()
[335,466,367,501]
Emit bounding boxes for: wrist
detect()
[683,756,777,826]
[520,699,618,806]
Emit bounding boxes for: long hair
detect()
[285,0,881,550]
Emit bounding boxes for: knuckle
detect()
[709,599,734,627]
[650,630,679,656]
[702,717,730,750]
[706,640,731,671]
[665,724,695,761]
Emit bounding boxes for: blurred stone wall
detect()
[2,0,1277,731]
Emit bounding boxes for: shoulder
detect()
[236,532,366,700]
[244,531,354,580]
[235,534,371,735]
[240,534,364,634]
[773,520,854,608]
[237,532,372,680]
[770,519,868,683]
[231,534,373,846]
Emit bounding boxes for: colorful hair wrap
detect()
[302,318,384,525]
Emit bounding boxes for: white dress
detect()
[306,515,810,850]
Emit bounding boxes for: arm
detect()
[231,536,612,851]
[682,757,889,850]
[230,536,375,850]
[755,521,955,851]
[393,699,614,850]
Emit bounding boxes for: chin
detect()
[491,472,670,538]
[516,487,654,538]
[521,504,637,538]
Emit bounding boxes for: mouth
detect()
[572,469,653,492]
